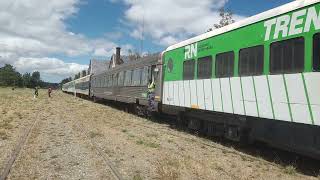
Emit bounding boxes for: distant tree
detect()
[128,51,141,61]
[22,73,31,87]
[74,72,80,80]
[30,71,41,87]
[0,64,22,87]
[207,8,235,32]
[82,70,87,77]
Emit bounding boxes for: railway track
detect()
[72,117,124,180]
[0,109,42,180]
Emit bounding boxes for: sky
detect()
[0,0,293,83]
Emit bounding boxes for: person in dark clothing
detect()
[48,87,52,98]
[34,87,39,98]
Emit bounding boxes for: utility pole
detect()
[140,8,145,56]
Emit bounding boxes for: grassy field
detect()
[0,88,319,180]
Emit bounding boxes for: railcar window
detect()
[313,33,320,71]
[270,37,304,74]
[197,56,212,79]
[109,75,112,87]
[141,66,149,85]
[113,73,118,87]
[132,69,142,86]
[239,45,264,76]
[118,71,124,86]
[183,59,195,80]
[124,70,132,86]
[215,51,234,78]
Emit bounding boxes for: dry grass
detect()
[0,88,318,180]
[136,139,160,148]
[155,157,180,180]
[284,165,297,175]
[89,131,103,138]
[133,173,143,180]
[0,130,8,140]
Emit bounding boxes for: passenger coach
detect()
[90,54,162,113]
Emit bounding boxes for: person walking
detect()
[48,87,52,98]
[34,86,39,98]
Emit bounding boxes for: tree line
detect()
[0,64,59,88]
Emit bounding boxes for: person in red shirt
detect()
[48,87,52,98]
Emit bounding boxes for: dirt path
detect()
[0,88,319,180]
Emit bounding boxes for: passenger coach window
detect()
[141,66,149,86]
[118,71,124,86]
[124,70,132,86]
[270,37,304,74]
[107,75,111,87]
[197,56,212,79]
[239,45,264,76]
[313,33,320,71]
[183,59,195,80]
[132,69,142,86]
[215,51,234,78]
[113,74,118,87]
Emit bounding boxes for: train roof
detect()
[92,53,160,77]
[165,0,319,52]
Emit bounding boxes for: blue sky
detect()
[0,0,293,82]
[63,0,292,65]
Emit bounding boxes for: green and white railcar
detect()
[162,0,320,157]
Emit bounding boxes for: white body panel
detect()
[242,77,258,117]
[196,80,206,110]
[304,73,320,125]
[254,76,273,119]
[178,81,185,107]
[269,75,291,122]
[211,79,223,112]
[162,72,320,126]
[173,81,180,106]
[184,81,191,108]
[220,78,233,114]
[190,80,198,107]
[285,74,311,124]
[230,77,244,115]
[203,79,214,111]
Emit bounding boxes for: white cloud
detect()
[13,57,88,79]
[0,0,131,82]
[113,0,244,46]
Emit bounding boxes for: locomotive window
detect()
[313,33,320,71]
[183,59,195,80]
[239,45,264,76]
[215,51,234,78]
[124,70,132,86]
[270,37,304,74]
[197,56,212,79]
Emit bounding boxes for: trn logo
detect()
[264,6,320,41]
[185,43,197,59]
